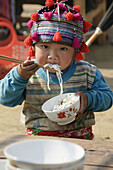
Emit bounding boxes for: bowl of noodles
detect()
[42,93,80,125]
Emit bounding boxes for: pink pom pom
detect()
[72,36,80,49]
[44,12,52,20]
[27,20,33,28]
[73,13,80,21]
[31,31,39,42]
[54,10,58,14]
[58,3,67,11]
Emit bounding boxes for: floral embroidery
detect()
[57,112,66,119]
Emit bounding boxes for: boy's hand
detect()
[17,57,39,79]
[75,91,88,121]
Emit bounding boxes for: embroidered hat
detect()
[24,0,92,60]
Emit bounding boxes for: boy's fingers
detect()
[28,65,39,75]
[75,91,88,121]
[26,56,31,61]
[23,60,35,67]
[18,63,39,79]
[22,63,39,71]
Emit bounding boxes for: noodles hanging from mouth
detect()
[44,64,63,94]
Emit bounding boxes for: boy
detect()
[0,0,113,139]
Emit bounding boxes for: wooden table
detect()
[0,134,113,169]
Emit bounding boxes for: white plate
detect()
[4,139,85,170]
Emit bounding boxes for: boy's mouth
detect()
[43,63,61,72]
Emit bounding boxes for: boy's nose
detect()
[48,50,58,61]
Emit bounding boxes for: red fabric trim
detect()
[26,126,94,140]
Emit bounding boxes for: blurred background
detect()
[0,0,113,141]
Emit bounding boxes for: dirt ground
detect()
[0,4,113,141]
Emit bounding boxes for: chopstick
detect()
[0,55,56,72]
[0,55,24,64]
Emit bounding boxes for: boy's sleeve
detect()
[84,69,113,112]
[0,66,28,107]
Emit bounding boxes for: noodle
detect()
[44,64,63,94]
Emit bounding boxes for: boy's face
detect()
[35,42,75,71]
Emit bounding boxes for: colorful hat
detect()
[24,0,92,60]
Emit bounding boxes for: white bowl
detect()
[6,160,23,170]
[4,139,85,170]
[42,93,80,125]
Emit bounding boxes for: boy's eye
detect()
[60,47,68,51]
[41,45,49,49]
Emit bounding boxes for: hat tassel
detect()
[83,20,92,30]
[72,36,80,49]
[27,20,33,28]
[27,47,35,57]
[75,51,83,60]
[80,41,89,53]
[53,31,62,42]
[24,36,32,46]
